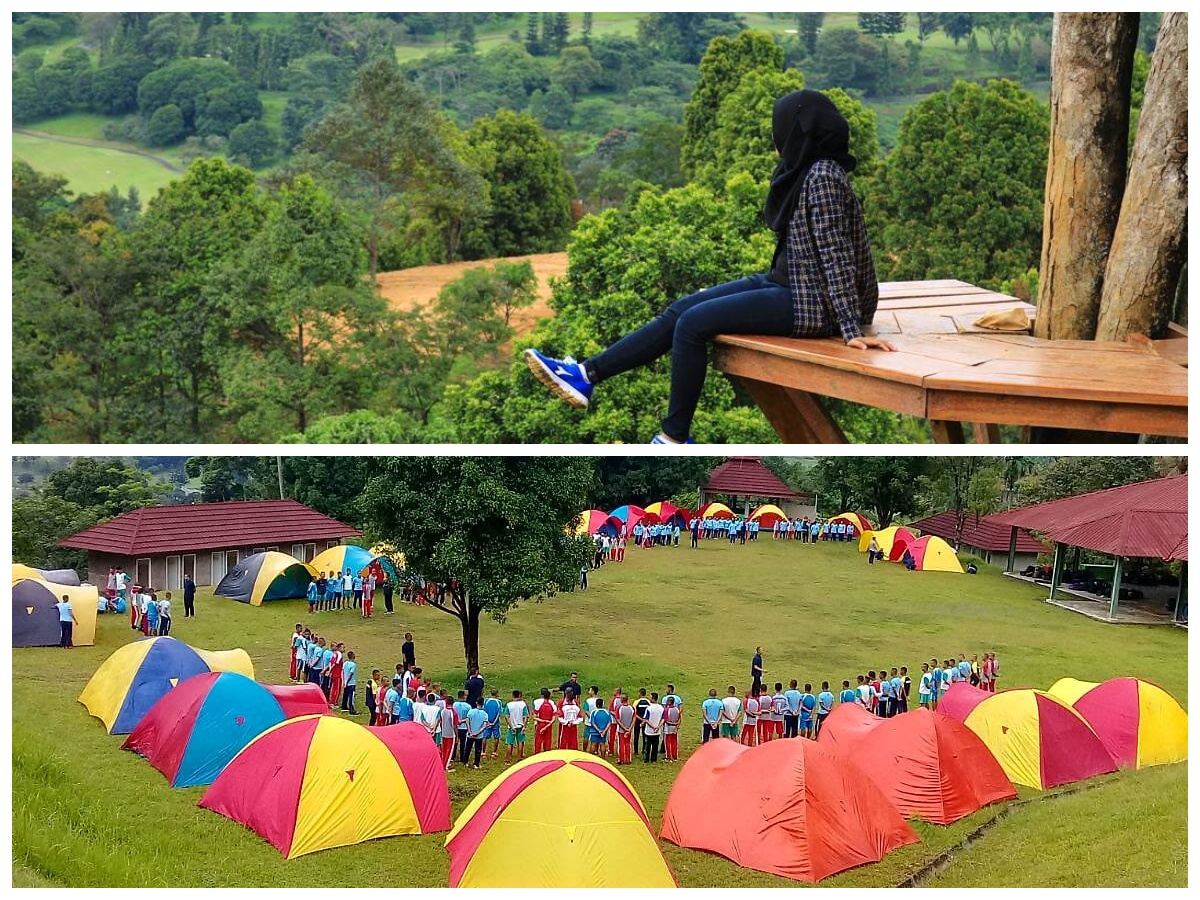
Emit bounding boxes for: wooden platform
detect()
[712,280,1188,443]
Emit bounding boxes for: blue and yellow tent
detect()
[214,552,316,606]
[78,637,255,734]
[309,545,397,581]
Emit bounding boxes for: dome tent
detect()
[830,512,872,533]
[695,502,735,520]
[889,535,964,573]
[937,688,1116,790]
[661,738,917,882]
[1047,677,1187,769]
[858,525,918,557]
[200,717,450,858]
[78,637,254,734]
[12,563,80,585]
[446,750,675,887]
[572,510,623,537]
[12,579,98,647]
[749,504,788,527]
[122,672,328,787]
[308,544,397,581]
[818,707,1016,825]
[214,551,317,606]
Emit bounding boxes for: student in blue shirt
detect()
[701,689,724,743]
[880,668,895,717]
[816,682,835,734]
[306,580,318,614]
[588,703,613,755]
[465,699,491,768]
[383,684,400,724]
[483,689,504,759]
[784,680,803,738]
[799,684,817,739]
[454,691,473,764]
[889,668,903,716]
[394,691,415,724]
[839,680,857,705]
[930,659,943,710]
[662,684,683,710]
[318,641,335,699]
[340,652,358,714]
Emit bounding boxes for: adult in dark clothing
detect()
[465,668,485,705]
[382,578,394,614]
[402,632,416,669]
[633,689,650,756]
[557,673,582,698]
[751,647,765,694]
[182,575,196,617]
[524,88,893,444]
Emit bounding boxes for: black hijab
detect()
[763,89,857,234]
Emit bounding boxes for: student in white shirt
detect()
[721,686,743,739]
[640,693,666,762]
[505,690,530,765]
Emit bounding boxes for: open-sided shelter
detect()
[937,688,1116,789]
[1047,677,1187,769]
[446,750,674,887]
[199,717,450,858]
[819,707,1015,824]
[214,551,317,606]
[889,535,964,573]
[123,673,329,787]
[661,738,917,882]
[12,579,98,647]
[79,637,255,734]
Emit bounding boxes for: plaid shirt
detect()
[784,160,879,342]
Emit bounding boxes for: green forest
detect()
[11,12,1165,444]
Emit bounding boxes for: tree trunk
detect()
[1096,12,1188,340]
[1035,12,1139,340]
[461,602,480,673]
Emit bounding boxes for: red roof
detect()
[989,475,1187,561]
[910,512,1046,554]
[704,457,800,500]
[59,500,361,556]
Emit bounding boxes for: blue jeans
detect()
[585,275,793,441]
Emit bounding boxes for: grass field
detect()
[12,132,180,199]
[12,539,1187,888]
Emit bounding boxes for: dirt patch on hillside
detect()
[376,252,568,338]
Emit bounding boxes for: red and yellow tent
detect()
[830,512,872,533]
[937,688,1117,790]
[695,502,735,520]
[1048,677,1188,769]
[200,717,450,858]
[645,502,690,527]
[446,750,675,887]
[661,738,916,882]
[749,504,788,527]
[858,525,918,556]
[572,510,623,537]
[889,535,964,573]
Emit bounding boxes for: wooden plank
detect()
[783,388,848,443]
[930,420,966,443]
[713,335,948,386]
[737,379,827,443]
[712,343,930,417]
[878,279,975,292]
[926,359,1188,406]
[1150,338,1189,368]
[972,422,1002,443]
[925,390,1187,437]
[879,292,1027,311]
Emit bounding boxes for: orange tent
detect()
[661,738,917,882]
[815,702,882,750]
[819,708,1016,825]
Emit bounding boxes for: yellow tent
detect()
[79,637,255,734]
[830,512,872,532]
[749,504,788,526]
[859,525,918,556]
[213,551,317,606]
[445,750,676,887]
[12,579,99,647]
[697,502,735,519]
[1046,678,1101,707]
[12,563,42,583]
[1047,677,1186,769]
[894,536,964,573]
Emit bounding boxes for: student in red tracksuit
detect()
[289,625,304,681]
[607,690,622,756]
[328,644,345,710]
[615,693,635,764]
[662,697,681,761]
[532,688,558,754]
[558,692,581,750]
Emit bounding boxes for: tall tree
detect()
[1035,13,1139,340]
[303,56,450,284]
[796,12,824,56]
[858,13,906,38]
[841,458,930,527]
[1096,12,1187,340]
[582,11,593,46]
[358,457,594,671]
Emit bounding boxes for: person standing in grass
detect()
[900,666,912,713]
[771,683,788,741]
[439,696,458,772]
[383,679,400,725]
[918,663,933,710]
[721,686,743,740]
[989,652,1001,692]
[799,684,817,739]
[615,693,636,764]
[381,576,394,615]
[633,689,650,757]
[662,696,681,761]
[505,690,530,765]
[641,692,665,762]
[466,698,490,769]
[533,688,558,754]
[941,659,953,699]
[402,633,416,670]
[784,680,803,738]
[341,652,358,715]
[588,698,613,757]
[856,674,871,709]
[365,669,380,723]
[702,689,724,743]
[290,624,305,682]
[145,592,159,636]
[751,647,765,694]
[879,667,894,717]
[55,593,76,648]
[319,638,335,700]
[454,691,472,763]
[328,643,345,710]
[353,572,364,611]
[929,659,943,711]
[889,667,904,715]
[158,592,172,636]
[980,654,993,692]
[816,682,834,735]
[484,689,504,759]
[342,568,354,610]
[558,691,582,751]
[839,680,857,706]
[608,689,622,756]
[741,688,760,746]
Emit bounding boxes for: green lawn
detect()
[12,133,180,200]
[12,539,1186,888]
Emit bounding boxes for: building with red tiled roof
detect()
[910,511,1048,570]
[59,500,361,590]
[699,457,815,519]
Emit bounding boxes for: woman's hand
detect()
[846,336,896,351]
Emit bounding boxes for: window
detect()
[305,543,317,561]
[292,544,305,561]
[267,545,279,553]
[252,547,266,556]
[212,552,228,583]
[165,555,182,591]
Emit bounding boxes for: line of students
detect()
[700,681,835,744]
[290,624,358,713]
[306,569,387,616]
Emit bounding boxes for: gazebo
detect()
[990,475,1187,623]
[699,457,810,519]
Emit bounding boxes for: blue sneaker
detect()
[524,349,593,409]
[651,434,695,444]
